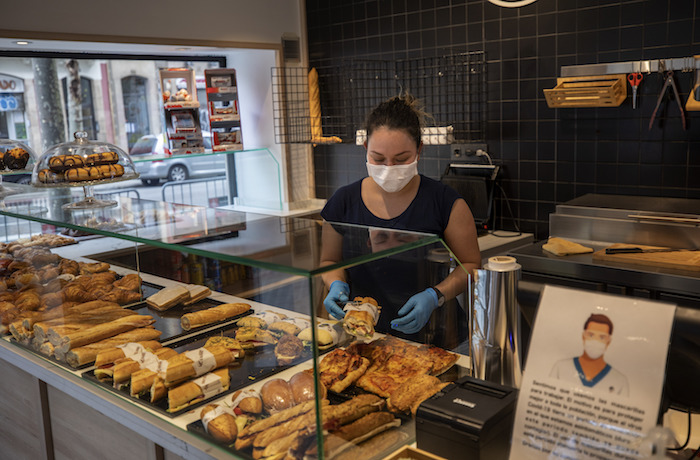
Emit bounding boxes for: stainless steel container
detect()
[470,256,522,388]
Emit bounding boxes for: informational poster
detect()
[509,285,676,460]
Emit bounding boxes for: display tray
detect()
[81,326,321,418]
[127,294,254,344]
[185,390,414,460]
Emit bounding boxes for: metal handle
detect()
[627,214,700,225]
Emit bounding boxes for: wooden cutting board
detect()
[592,244,700,272]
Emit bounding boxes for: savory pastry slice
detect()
[317,348,370,393]
[386,373,449,415]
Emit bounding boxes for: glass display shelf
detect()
[0,191,444,277]
[0,189,471,460]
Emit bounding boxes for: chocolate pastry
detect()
[49,155,84,172]
[4,147,30,170]
[86,151,119,166]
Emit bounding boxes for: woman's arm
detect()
[434,198,482,300]
[319,221,347,288]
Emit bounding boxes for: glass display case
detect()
[0,189,471,460]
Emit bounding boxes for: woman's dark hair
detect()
[364,93,427,148]
[584,313,614,335]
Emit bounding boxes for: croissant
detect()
[43,278,67,294]
[63,285,96,303]
[59,259,80,276]
[79,262,110,275]
[37,267,61,283]
[87,285,112,299]
[15,291,41,311]
[92,271,117,285]
[13,272,40,289]
[101,288,141,305]
[41,292,64,309]
[113,274,141,292]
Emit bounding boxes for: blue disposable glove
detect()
[391,288,439,334]
[324,280,349,320]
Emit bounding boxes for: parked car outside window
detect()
[129,133,226,186]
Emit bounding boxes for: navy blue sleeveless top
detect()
[321,175,460,238]
[320,175,464,340]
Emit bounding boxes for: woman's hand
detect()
[324,280,349,320]
[390,288,439,334]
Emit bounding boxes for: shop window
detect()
[121,75,151,150]
[61,76,97,139]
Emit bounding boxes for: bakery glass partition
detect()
[0,191,471,460]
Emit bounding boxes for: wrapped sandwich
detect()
[342,297,381,339]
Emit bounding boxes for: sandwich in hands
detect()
[342,297,381,339]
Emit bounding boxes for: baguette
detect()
[54,314,155,353]
[64,327,162,367]
[94,340,163,367]
[112,347,178,388]
[163,345,238,387]
[180,302,251,331]
[167,368,230,413]
[24,300,119,329]
[235,399,323,450]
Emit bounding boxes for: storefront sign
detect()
[509,285,675,460]
[0,94,19,111]
[0,74,24,93]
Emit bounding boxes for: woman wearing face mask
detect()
[319,93,482,341]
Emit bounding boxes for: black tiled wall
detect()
[306,0,700,239]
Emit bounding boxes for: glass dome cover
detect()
[0,138,36,172]
[32,131,138,188]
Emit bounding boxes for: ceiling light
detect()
[14,40,32,45]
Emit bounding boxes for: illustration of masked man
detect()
[550,313,629,396]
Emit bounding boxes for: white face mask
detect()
[583,339,607,360]
[366,159,418,193]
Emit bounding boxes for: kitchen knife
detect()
[605,247,697,254]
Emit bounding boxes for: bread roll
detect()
[289,371,325,404]
[260,378,295,414]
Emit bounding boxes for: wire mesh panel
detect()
[272,52,486,144]
[346,52,487,143]
[271,67,348,144]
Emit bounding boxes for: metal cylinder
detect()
[470,256,523,388]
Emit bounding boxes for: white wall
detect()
[3,0,303,46]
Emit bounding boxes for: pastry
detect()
[49,155,84,171]
[96,163,124,179]
[65,167,90,182]
[4,147,30,170]
[317,348,370,393]
[85,151,119,166]
[39,169,62,184]
[86,166,101,181]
